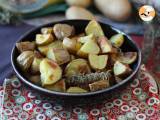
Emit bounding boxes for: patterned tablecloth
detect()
[0,65,160,120]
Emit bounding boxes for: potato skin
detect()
[98,36,113,53]
[63,37,82,54]
[94,0,132,22]
[53,24,75,40]
[41,27,53,34]
[63,37,77,53]
[38,41,63,55]
[65,59,91,78]
[44,79,66,92]
[28,75,41,85]
[67,87,87,93]
[16,41,35,53]
[31,52,43,74]
[66,6,95,20]
[113,61,132,78]
[47,48,70,65]
[111,52,137,64]
[17,51,34,71]
[89,80,109,92]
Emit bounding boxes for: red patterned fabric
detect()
[0,65,160,120]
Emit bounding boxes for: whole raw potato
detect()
[66,6,95,20]
[66,0,92,8]
[94,0,132,22]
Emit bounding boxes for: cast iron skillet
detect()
[11,20,141,104]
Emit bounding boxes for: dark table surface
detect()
[0,24,34,85]
[0,24,143,85]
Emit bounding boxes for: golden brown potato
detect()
[111,52,137,64]
[40,58,62,86]
[115,77,123,83]
[70,33,85,41]
[89,54,108,70]
[38,41,63,55]
[63,37,82,54]
[63,37,76,53]
[70,55,76,60]
[17,51,34,71]
[110,33,124,48]
[67,87,87,93]
[98,36,113,53]
[76,33,85,37]
[36,34,54,45]
[89,80,109,92]
[41,27,53,34]
[31,57,42,74]
[29,75,41,85]
[47,48,70,65]
[44,79,66,92]
[78,34,94,43]
[85,20,104,37]
[113,61,132,78]
[53,24,75,40]
[16,41,36,53]
[77,38,100,58]
[65,59,91,78]
[31,51,44,74]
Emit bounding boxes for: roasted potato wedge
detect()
[115,77,123,83]
[110,33,124,48]
[17,51,34,71]
[31,51,44,74]
[78,34,94,43]
[63,37,82,54]
[40,58,62,86]
[85,20,104,37]
[38,41,63,55]
[41,27,53,34]
[89,54,108,70]
[15,20,138,93]
[16,41,35,53]
[98,36,113,53]
[89,80,109,92]
[77,39,100,58]
[36,34,54,45]
[113,61,132,78]
[47,48,70,65]
[65,59,91,78]
[28,75,41,85]
[53,24,75,40]
[31,58,42,74]
[67,87,87,93]
[44,79,66,92]
[111,52,137,64]
[70,55,76,60]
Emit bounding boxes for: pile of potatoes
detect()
[65,0,132,22]
[16,20,137,93]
